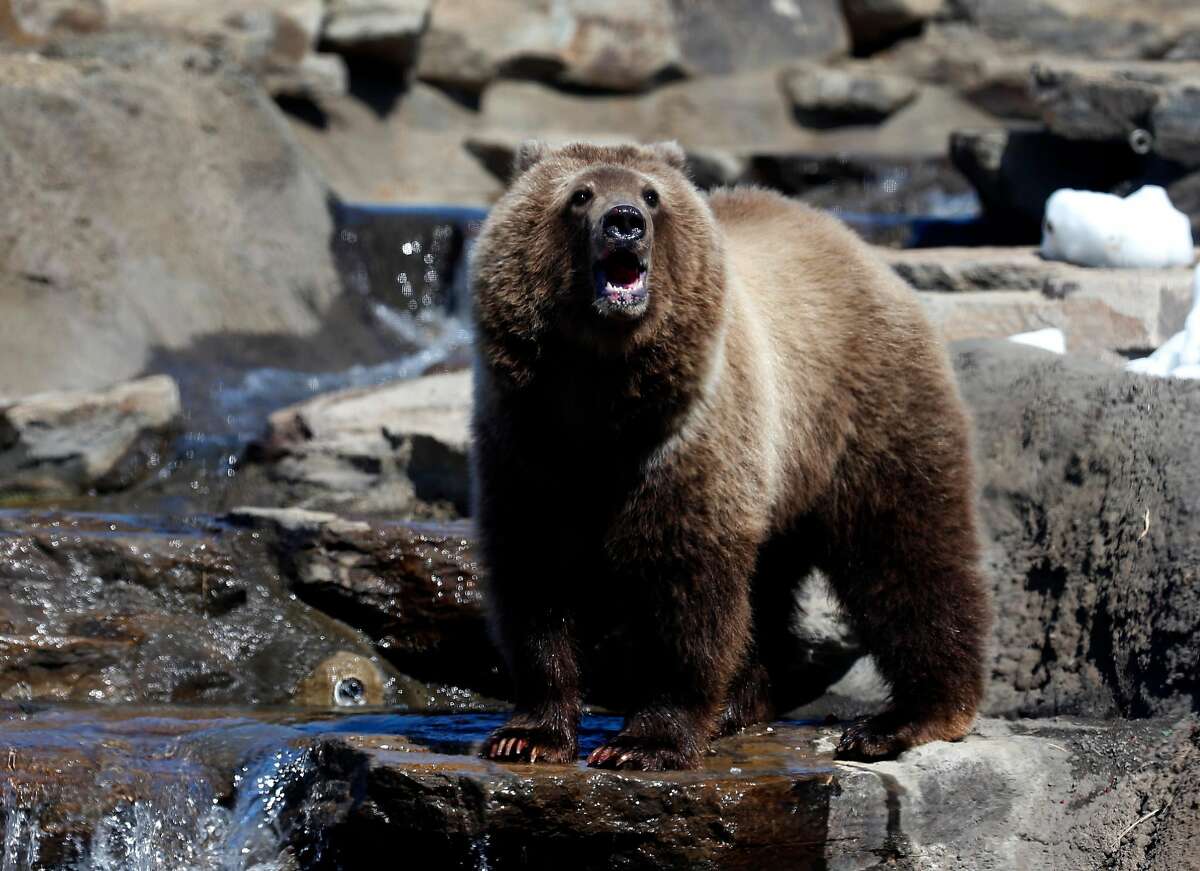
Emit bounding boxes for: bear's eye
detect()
[643,188,659,208]
[571,188,593,207]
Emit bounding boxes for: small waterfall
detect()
[0,738,327,870]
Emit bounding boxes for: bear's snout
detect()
[602,204,646,243]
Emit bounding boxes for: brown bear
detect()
[470,140,990,770]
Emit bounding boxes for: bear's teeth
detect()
[605,275,644,293]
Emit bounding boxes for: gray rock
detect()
[781,61,920,126]
[321,0,430,67]
[1031,60,1200,167]
[0,375,180,497]
[1168,169,1200,239]
[883,247,1196,361]
[944,0,1194,60]
[958,339,1200,719]
[668,0,849,76]
[258,369,472,515]
[0,34,348,394]
[416,0,685,94]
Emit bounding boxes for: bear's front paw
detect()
[586,735,700,771]
[481,724,576,764]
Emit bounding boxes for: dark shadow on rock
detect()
[275,93,331,129]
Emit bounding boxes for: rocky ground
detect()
[3,1,1200,868]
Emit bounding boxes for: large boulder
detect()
[958,339,1200,718]
[416,0,685,94]
[0,375,181,498]
[0,33,351,395]
[333,716,1199,869]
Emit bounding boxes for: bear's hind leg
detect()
[825,494,989,761]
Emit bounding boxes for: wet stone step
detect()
[1,704,1194,870]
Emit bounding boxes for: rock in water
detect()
[1128,264,1200,378]
[257,369,472,515]
[0,375,180,497]
[1040,186,1196,268]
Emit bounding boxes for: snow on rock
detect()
[1127,265,1200,378]
[1008,327,1066,354]
[1040,186,1195,269]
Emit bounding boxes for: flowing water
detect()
[0,707,628,870]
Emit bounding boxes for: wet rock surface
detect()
[2,703,1196,870]
[0,510,474,709]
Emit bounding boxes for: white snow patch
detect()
[1040,186,1195,269]
[1126,265,1200,379]
[1008,327,1066,354]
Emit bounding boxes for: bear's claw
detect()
[586,736,699,771]
[482,725,575,764]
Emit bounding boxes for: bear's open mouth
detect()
[594,249,648,308]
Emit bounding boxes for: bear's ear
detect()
[513,140,549,177]
[648,140,687,170]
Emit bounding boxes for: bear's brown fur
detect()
[471,140,990,770]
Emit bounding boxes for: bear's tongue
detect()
[602,250,641,287]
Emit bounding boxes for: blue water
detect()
[292,711,626,756]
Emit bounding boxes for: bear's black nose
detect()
[602,204,646,242]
